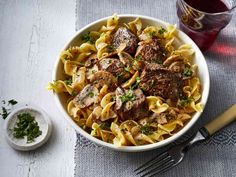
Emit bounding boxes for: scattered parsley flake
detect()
[136,55,142,61]
[100,122,110,130]
[149,31,157,37]
[107,45,115,52]
[125,67,131,72]
[183,67,193,77]
[179,97,193,107]
[88,92,94,98]
[140,125,153,135]
[120,90,136,103]
[65,78,72,85]
[71,90,78,96]
[8,99,18,105]
[158,27,167,34]
[131,77,141,89]
[81,31,95,44]
[1,107,10,119]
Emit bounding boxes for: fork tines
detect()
[134,151,175,177]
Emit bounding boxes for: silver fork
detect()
[135,104,236,177]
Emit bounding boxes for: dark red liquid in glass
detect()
[185,0,229,13]
[177,0,232,51]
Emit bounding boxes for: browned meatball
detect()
[135,38,167,64]
[139,65,183,101]
[115,87,149,121]
[112,27,139,55]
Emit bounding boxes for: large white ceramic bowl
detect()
[52,14,210,152]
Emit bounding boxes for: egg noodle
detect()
[48,14,203,146]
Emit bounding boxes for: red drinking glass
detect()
[176,0,235,51]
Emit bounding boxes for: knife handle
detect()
[201,104,236,137]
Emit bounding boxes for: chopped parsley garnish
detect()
[1,107,10,119]
[111,95,116,102]
[131,77,141,89]
[117,72,124,80]
[183,67,193,77]
[158,27,167,34]
[155,59,163,64]
[107,45,115,52]
[88,92,94,98]
[81,31,95,44]
[125,67,131,72]
[135,55,142,61]
[149,31,156,37]
[12,113,42,143]
[140,125,153,135]
[1,99,18,119]
[65,78,72,85]
[120,90,136,103]
[78,61,85,66]
[71,90,78,96]
[8,99,18,105]
[179,97,193,107]
[100,122,110,130]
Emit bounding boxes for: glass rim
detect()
[179,0,233,15]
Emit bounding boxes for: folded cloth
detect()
[75,0,236,176]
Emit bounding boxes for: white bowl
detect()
[4,106,52,151]
[53,14,210,152]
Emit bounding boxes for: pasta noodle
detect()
[49,14,203,146]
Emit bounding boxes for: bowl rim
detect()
[3,105,52,151]
[52,14,210,152]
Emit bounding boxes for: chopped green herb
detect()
[1,107,10,119]
[140,125,153,135]
[117,73,124,80]
[125,67,131,72]
[154,59,163,64]
[183,67,193,77]
[8,99,18,106]
[179,97,193,107]
[158,27,167,34]
[88,92,94,98]
[111,95,116,102]
[81,31,95,44]
[100,122,110,130]
[120,90,136,103]
[136,55,142,61]
[71,90,78,96]
[79,61,85,66]
[65,78,72,85]
[12,113,42,143]
[131,77,141,89]
[149,31,156,37]
[92,70,96,74]
[107,45,115,52]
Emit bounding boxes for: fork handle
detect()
[202,104,236,137]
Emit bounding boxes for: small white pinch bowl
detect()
[3,106,52,151]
